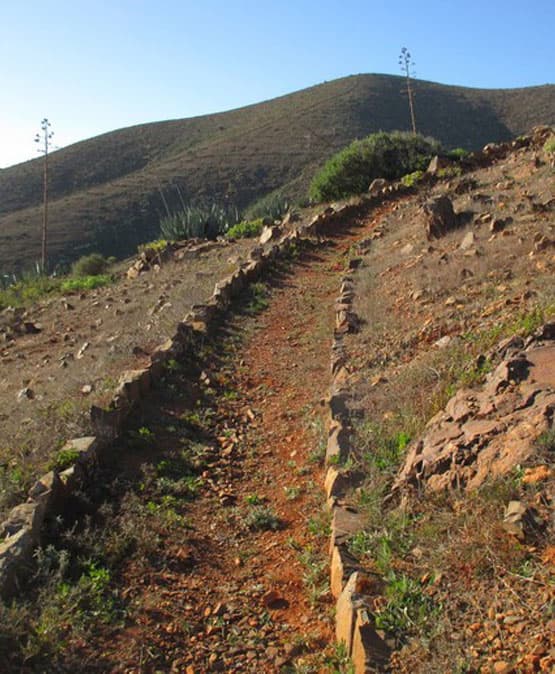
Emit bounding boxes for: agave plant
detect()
[245,191,292,222]
[159,202,241,241]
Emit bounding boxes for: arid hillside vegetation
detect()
[1,74,554,272]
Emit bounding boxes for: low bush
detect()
[309,131,441,202]
[71,253,109,277]
[401,170,424,187]
[0,276,61,309]
[137,239,169,254]
[447,147,470,160]
[226,218,264,239]
[543,136,555,154]
[60,274,112,293]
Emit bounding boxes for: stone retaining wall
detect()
[324,250,390,672]
[0,194,386,600]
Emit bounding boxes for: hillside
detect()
[0,127,553,672]
[1,73,554,272]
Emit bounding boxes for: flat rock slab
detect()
[394,328,555,492]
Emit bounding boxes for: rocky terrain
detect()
[0,127,553,673]
[331,127,554,671]
[0,238,256,518]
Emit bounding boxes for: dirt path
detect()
[101,241,357,672]
[23,216,388,674]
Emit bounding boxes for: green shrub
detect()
[309,131,441,202]
[447,147,470,160]
[226,218,265,239]
[137,239,168,254]
[401,170,424,187]
[543,137,555,154]
[71,253,109,277]
[60,275,112,293]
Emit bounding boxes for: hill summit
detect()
[1,73,554,272]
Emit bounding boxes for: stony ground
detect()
[338,141,554,671]
[1,215,390,672]
[0,239,255,517]
[1,134,554,673]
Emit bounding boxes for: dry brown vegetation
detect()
[0,128,554,673]
[1,74,554,272]
[340,137,555,671]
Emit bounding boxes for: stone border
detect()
[324,253,391,672]
[0,195,386,600]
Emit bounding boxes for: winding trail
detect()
[58,210,390,673]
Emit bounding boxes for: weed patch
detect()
[244,505,282,531]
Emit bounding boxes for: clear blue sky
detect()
[1,0,553,168]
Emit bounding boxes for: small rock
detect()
[493,660,512,674]
[81,384,93,395]
[76,341,90,359]
[522,465,551,484]
[460,231,475,250]
[17,387,34,401]
[368,178,388,196]
[434,335,452,349]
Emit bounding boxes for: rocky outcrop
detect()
[423,195,459,239]
[393,325,555,493]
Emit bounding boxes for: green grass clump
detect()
[543,136,555,154]
[49,447,80,472]
[60,274,112,293]
[374,572,437,641]
[309,131,441,202]
[244,505,282,531]
[0,275,61,309]
[0,271,112,309]
[226,218,265,239]
[245,282,270,314]
[436,165,463,179]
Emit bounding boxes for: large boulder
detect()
[422,196,458,239]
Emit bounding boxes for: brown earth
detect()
[1,131,554,673]
[0,239,255,516]
[335,138,555,671]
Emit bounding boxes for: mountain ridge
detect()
[1,73,554,271]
